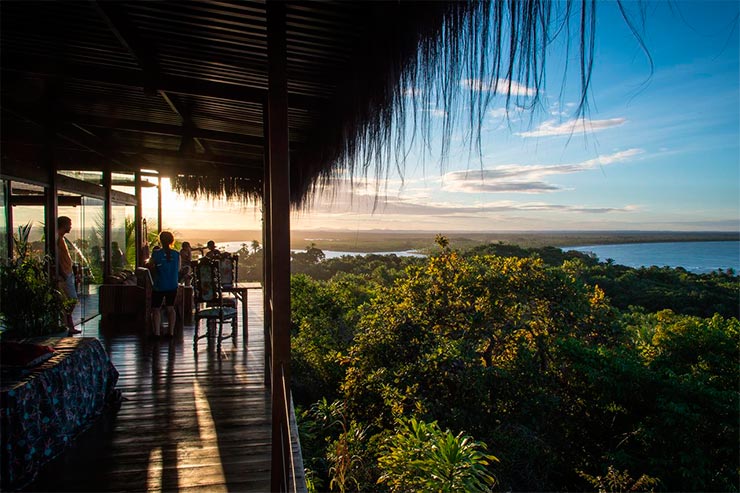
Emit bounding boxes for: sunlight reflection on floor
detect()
[146,447,162,492]
[177,379,227,492]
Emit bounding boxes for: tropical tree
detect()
[294,243,739,491]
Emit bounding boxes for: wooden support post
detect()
[43,119,58,273]
[103,167,112,279]
[262,100,273,386]
[267,1,291,491]
[5,180,14,259]
[135,171,143,266]
[44,171,57,268]
[157,176,163,233]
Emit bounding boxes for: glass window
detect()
[59,196,104,323]
[110,204,135,273]
[10,182,46,259]
[0,180,7,259]
[112,172,135,195]
[141,175,160,236]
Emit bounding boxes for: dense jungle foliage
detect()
[241,239,739,492]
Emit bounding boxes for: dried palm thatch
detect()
[171,175,262,206]
[174,0,646,207]
[293,0,601,205]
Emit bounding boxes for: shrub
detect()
[378,417,497,493]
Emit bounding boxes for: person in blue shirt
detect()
[147,231,180,337]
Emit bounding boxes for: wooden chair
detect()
[216,253,239,308]
[192,257,237,349]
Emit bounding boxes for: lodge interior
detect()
[0,1,596,491]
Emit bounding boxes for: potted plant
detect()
[0,223,70,339]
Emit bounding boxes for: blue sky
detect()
[165,1,739,233]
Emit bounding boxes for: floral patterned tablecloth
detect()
[0,337,119,490]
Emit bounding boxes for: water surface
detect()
[565,241,739,274]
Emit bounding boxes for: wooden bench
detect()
[99,268,152,326]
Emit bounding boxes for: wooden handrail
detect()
[280,363,298,493]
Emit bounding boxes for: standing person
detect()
[140,218,150,262]
[57,216,81,335]
[147,231,180,337]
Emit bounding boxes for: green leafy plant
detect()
[578,465,660,493]
[0,223,70,338]
[378,417,497,493]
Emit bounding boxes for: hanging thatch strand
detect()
[172,1,645,208]
[296,0,607,207]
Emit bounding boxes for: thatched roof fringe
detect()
[172,175,261,206]
[168,1,645,210]
[299,0,610,209]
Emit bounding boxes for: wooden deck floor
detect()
[23,289,304,492]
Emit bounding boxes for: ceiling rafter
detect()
[65,114,265,147]
[0,54,325,110]
[1,102,141,172]
[129,149,263,170]
[159,91,212,156]
[50,148,262,178]
[92,1,214,158]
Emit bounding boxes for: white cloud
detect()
[442,149,644,194]
[447,180,562,194]
[517,117,627,137]
[461,78,535,97]
[488,108,508,118]
[303,186,639,220]
[578,148,643,167]
[427,108,447,118]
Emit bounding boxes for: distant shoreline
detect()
[178,229,739,253]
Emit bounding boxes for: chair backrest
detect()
[192,257,222,304]
[135,267,153,289]
[217,253,238,288]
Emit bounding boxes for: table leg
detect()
[241,291,248,348]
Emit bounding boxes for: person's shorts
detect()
[152,290,177,307]
[58,272,77,301]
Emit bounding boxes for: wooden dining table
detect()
[222,282,262,347]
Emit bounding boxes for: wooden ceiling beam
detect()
[69,114,265,147]
[1,103,142,173]
[158,91,212,155]
[129,149,263,170]
[1,54,323,110]
[92,1,161,90]
[92,2,216,158]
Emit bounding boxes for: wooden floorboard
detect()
[20,289,305,493]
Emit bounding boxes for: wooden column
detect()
[4,180,13,259]
[43,120,58,271]
[262,101,273,387]
[267,1,291,491]
[103,167,112,279]
[134,171,143,266]
[157,176,163,233]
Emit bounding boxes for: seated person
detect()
[205,240,221,258]
[111,241,125,271]
[179,241,193,285]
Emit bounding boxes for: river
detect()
[564,241,739,274]
[216,239,738,274]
